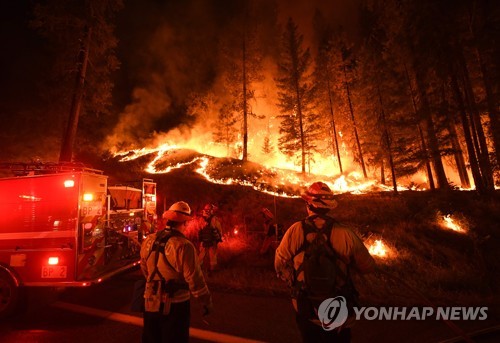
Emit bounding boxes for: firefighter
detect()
[259,207,280,255]
[140,201,212,343]
[198,204,223,273]
[275,182,375,343]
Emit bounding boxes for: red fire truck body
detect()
[0,163,157,318]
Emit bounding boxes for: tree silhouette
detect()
[31,0,123,162]
[275,18,320,174]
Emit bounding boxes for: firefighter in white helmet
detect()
[275,182,375,343]
[198,203,223,273]
[140,201,212,343]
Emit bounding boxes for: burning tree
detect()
[275,18,321,174]
[218,0,266,161]
[313,12,344,175]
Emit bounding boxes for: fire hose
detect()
[375,269,475,343]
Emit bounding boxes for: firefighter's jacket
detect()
[275,215,375,297]
[140,228,210,303]
[198,216,222,247]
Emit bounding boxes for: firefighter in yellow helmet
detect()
[275,182,375,343]
[140,201,212,343]
[198,204,223,273]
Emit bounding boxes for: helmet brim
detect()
[301,194,338,210]
[163,210,191,222]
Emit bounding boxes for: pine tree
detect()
[275,18,320,174]
[219,0,266,161]
[214,103,238,156]
[313,12,344,174]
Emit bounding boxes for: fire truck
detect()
[0,162,157,318]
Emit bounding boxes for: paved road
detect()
[0,268,498,343]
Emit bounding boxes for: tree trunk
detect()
[59,26,92,162]
[378,87,398,194]
[327,79,343,174]
[295,74,306,174]
[403,63,435,190]
[475,48,500,166]
[412,61,449,189]
[242,30,248,162]
[380,159,385,185]
[450,73,484,193]
[442,84,470,188]
[468,8,500,168]
[343,64,367,178]
[458,49,494,191]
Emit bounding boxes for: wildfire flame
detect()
[113,144,407,198]
[442,214,467,233]
[366,238,395,259]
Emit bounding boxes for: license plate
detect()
[41,266,67,278]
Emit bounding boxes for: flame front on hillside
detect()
[113,144,408,198]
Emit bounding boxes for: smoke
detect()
[105,0,360,155]
[276,0,361,49]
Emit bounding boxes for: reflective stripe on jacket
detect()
[140,228,209,303]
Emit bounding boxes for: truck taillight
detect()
[151,195,156,202]
[48,257,59,265]
[64,180,75,188]
[83,193,93,201]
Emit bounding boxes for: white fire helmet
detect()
[301,182,338,210]
[163,201,192,222]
